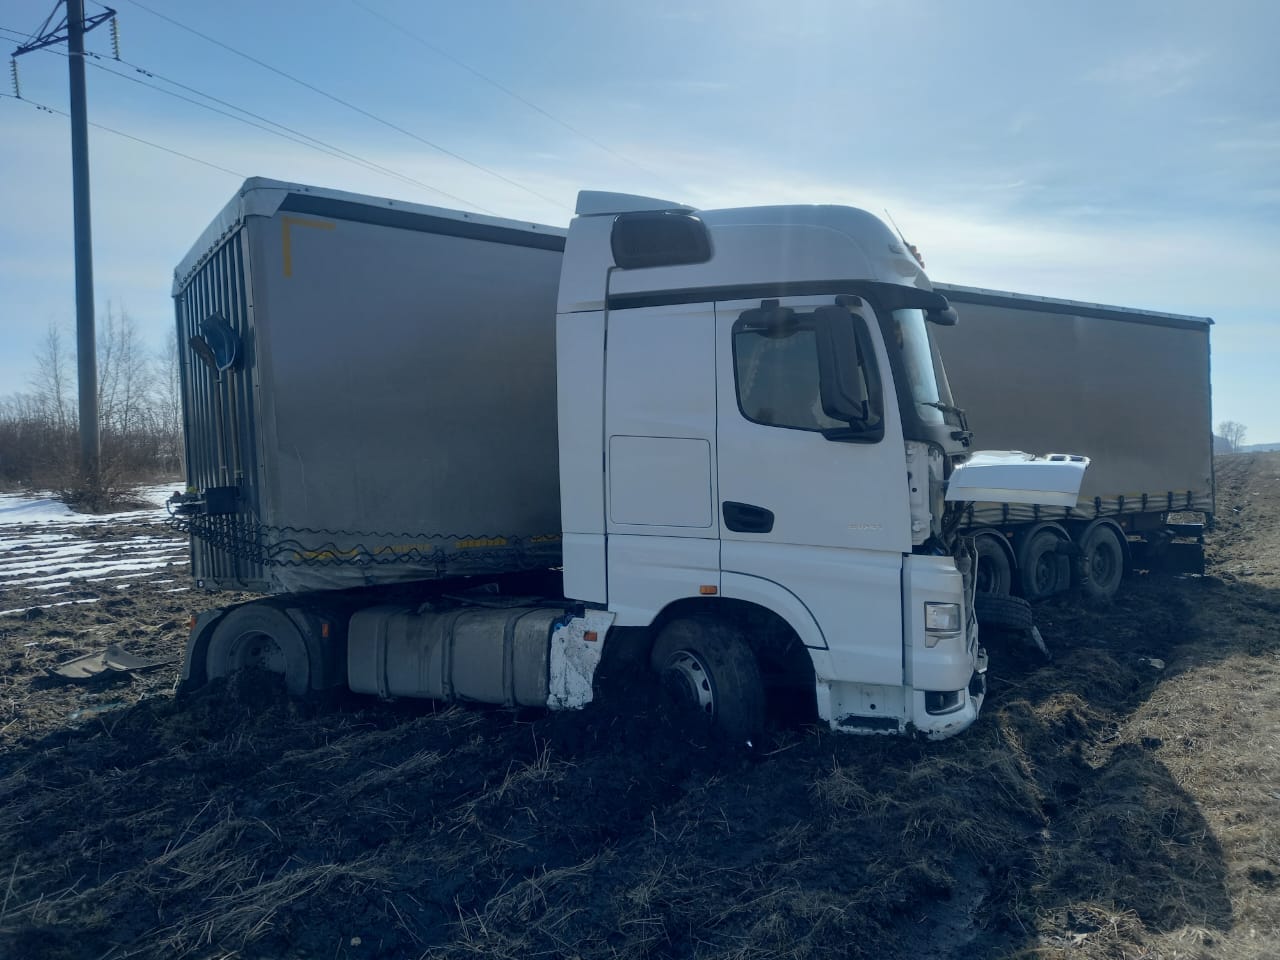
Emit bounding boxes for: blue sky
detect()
[2,0,1277,440]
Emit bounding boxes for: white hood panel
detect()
[946,451,1090,508]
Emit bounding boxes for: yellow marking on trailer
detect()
[456,537,509,549]
[281,216,336,277]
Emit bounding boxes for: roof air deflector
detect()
[575,190,691,216]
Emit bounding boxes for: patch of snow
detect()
[0,496,74,524]
[0,482,180,527]
[15,555,186,587]
[0,597,101,617]
[1,486,192,606]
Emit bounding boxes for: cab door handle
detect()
[723,501,775,534]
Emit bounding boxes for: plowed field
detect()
[2,455,1278,960]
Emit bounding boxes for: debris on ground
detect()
[49,643,168,680]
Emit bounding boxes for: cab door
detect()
[714,295,911,686]
[604,302,720,626]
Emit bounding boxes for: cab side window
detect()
[732,308,882,436]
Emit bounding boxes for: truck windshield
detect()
[891,308,950,426]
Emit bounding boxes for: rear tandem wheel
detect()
[1078,521,1126,601]
[205,603,313,696]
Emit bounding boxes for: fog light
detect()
[925,689,965,714]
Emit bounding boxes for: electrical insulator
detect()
[9,58,18,99]
[110,17,121,60]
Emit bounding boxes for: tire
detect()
[1017,528,1070,601]
[973,533,1013,596]
[650,617,765,744]
[206,603,312,696]
[1079,522,1126,601]
[974,593,1033,632]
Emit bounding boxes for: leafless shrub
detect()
[0,312,184,499]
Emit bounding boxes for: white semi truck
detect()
[171,179,1097,741]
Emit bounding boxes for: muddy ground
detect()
[1,454,1278,960]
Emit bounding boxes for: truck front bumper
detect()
[908,643,987,739]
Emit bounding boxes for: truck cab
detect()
[555,192,985,737]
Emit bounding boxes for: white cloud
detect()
[1085,47,1210,99]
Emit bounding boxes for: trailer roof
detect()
[174,178,567,294]
[933,282,1213,330]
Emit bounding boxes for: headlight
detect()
[924,602,961,642]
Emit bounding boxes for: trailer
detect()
[170,180,1094,741]
[931,283,1214,601]
[171,180,566,596]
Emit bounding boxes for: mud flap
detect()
[178,606,228,691]
[1134,539,1205,575]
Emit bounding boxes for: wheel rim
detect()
[1087,532,1123,591]
[975,536,1011,596]
[1091,543,1114,584]
[976,552,1008,595]
[976,558,997,594]
[230,631,287,675]
[663,650,715,718]
[1033,552,1058,594]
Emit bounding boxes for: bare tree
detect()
[1,307,186,495]
[98,304,149,438]
[31,324,73,430]
[1217,420,1248,453]
[153,328,185,475]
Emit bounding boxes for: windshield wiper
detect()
[920,401,972,445]
[920,400,963,416]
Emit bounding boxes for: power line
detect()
[121,0,569,212]
[12,29,496,212]
[2,24,41,45]
[346,0,678,192]
[78,50,494,212]
[2,91,247,178]
[13,0,115,485]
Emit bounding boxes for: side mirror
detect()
[926,306,959,326]
[813,305,868,424]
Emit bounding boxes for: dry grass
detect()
[2,455,1280,959]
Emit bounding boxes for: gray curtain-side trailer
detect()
[171,179,567,595]
[932,283,1214,599]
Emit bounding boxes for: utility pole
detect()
[13,1,115,491]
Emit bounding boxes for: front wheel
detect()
[650,618,765,744]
